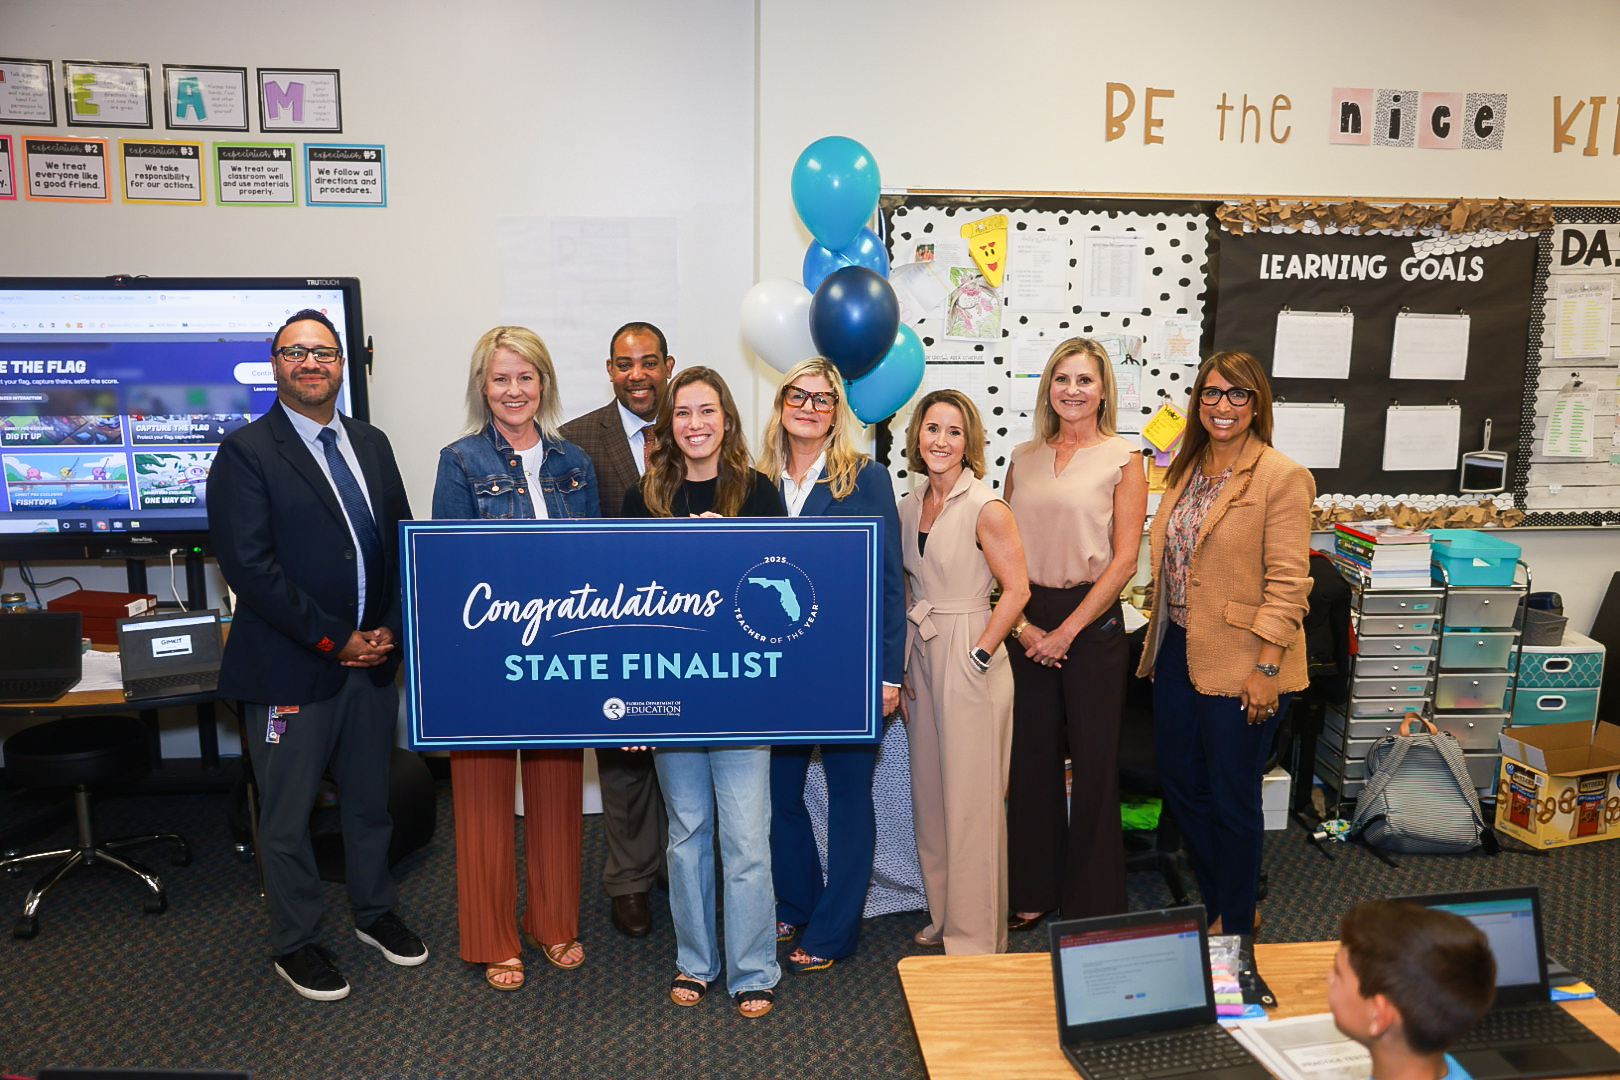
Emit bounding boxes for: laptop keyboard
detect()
[0,676,76,701]
[1455,1004,1599,1049]
[126,671,217,697]
[1075,1027,1253,1079]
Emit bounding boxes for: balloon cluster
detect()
[739,137,924,424]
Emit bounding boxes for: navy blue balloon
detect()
[802,228,890,293]
[809,266,899,382]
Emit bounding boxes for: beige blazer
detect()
[1137,437,1315,696]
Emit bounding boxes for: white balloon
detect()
[739,278,818,373]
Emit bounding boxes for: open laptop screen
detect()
[1397,887,1547,1004]
[1054,911,1210,1033]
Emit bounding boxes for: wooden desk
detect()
[898,942,1620,1080]
[0,644,225,768]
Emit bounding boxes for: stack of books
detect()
[1332,520,1434,588]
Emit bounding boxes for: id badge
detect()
[266,704,300,744]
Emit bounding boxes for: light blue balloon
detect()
[846,324,925,424]
[791,136,881,252]
[802,228,890,293]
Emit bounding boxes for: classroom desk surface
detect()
[897,941,1620,1080]
[0,643,225,767]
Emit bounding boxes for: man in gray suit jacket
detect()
[558,321,674,937]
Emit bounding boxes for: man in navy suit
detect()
[558,321,674,937]
[210,309,426,1000]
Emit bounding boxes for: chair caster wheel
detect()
[14,915,39,939]
[144,894,168,915]
[233,845,255,863]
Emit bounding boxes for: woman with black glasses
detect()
[1136,351,1314,939]
[756,358,905,975]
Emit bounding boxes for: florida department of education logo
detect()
[733,556,818,645]
[602,697,626,720]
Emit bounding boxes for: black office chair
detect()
[0,714,190,939]
[1119,626,1189,905]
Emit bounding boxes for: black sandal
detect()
[734,988,775,1018]
[669,974,708,1007]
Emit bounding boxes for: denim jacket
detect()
[432,422,601,520]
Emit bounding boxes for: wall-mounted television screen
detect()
[0,276,368,559]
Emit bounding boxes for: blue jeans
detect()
[653,746,779,996]
[770,742,879,959]
[1151,622,1287,938]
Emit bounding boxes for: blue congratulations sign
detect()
[401,517,882,748]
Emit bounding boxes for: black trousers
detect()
[1005,584,1128,919]
[245,670,399,955]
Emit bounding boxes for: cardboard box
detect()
[1495,722,1620,849]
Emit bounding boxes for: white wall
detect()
[3,0,757,514]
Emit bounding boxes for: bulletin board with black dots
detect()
[876,193,1218,493]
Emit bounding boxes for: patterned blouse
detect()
[1162,466,1231,628]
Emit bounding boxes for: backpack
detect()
[1352,714,1496,854]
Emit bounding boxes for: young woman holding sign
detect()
[623,366,787,1018]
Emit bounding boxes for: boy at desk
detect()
[1327,899,1496,1080]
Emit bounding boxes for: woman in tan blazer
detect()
[1136,350,1314,938]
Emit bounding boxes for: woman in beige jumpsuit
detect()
[899,389,1029,955]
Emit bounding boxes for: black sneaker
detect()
[355,911,428,966]
[273,943,350,1001]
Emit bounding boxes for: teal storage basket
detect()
[1430,529,1520,587]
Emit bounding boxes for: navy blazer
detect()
[796,458,905,687]
[209,404,413,706]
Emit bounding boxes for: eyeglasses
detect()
[783,385,838,413]
[273,345,342,363]
[1198,385,1254,407]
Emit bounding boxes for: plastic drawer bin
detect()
[1430,529,1520,587]
[1510,689,1600,727]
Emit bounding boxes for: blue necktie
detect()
[316,427,382,615]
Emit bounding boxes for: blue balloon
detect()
[791,136,882,252]
[809,266,899,382]
[847,324,925,424]
[802,228,890,293]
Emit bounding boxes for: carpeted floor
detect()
[3,769,1617,1079]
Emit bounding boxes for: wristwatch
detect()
[968,646,992,673]
[1255,662,1281,677]
[1009,619,1030,642]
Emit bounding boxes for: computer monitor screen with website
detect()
[0,276,368,558]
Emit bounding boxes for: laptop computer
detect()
[1397,885,1620,1080]
[0,610,83,702]
[1048,905,1269,1080]
[117,610,224,701]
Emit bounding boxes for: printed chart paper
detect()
[1543,386,1598,458]
[1390,312,1471,380]
[1382,405,1461,471]
[1273,310,1354,379]
[1005,230,1071,312]
[1080,233,1146,313]
[1271,403,1346,469]
[1552,278,1614,360]
[214,143,296,205]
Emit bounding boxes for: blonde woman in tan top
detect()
[1003,338,1147,932]
[899,389,1029,954]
